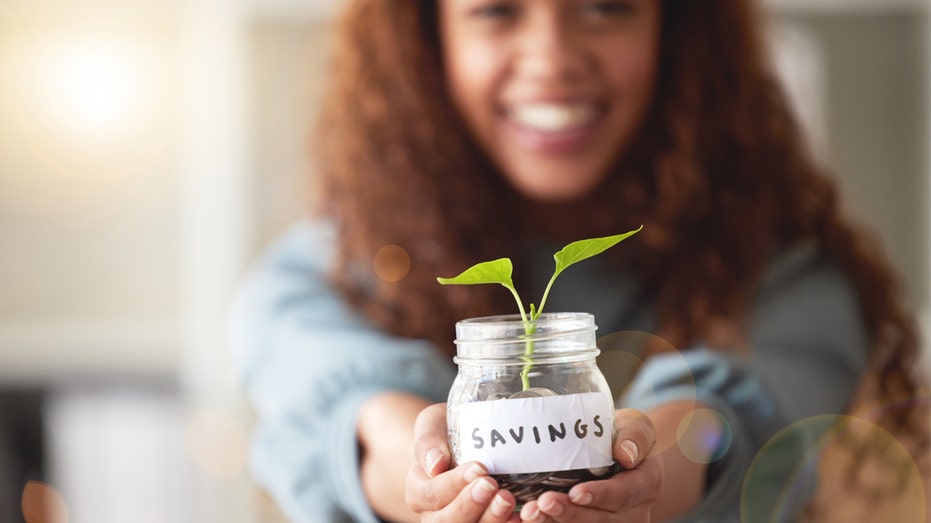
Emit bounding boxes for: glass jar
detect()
[447,312,618,504]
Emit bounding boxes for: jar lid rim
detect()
[456,312,594,326]
[454,312,597,346]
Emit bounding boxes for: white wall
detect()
[45,386,193,523]
[780,10,928,312]
[1,0,257,521]
[0,0,181,382]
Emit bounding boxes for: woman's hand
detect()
[519,409,662,523]
[406,403,520,522]
[406,405,661,523]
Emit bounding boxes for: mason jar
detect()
[447,312,618,504]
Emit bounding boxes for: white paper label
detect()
[457,392,614,475]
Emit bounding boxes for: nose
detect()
[515,13,587,83]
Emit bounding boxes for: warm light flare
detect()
[184,410,248,479]
[21,480,69,523]
[374,244,412,282]
[8,25,173,185]
[31,31,155,140]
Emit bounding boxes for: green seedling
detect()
[437,226,642,389]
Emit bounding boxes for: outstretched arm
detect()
[357,392,433,522]
[230,221,455,523]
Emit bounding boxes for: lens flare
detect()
[741,414,926,522]
[598,330,697,455]
[373,244,411,282]
[31,31,154,140]
[21,480,69,523]
[676,408,732,464]
[184,410,248,479]
[597,330,684,399]
[16,25,171,182]
[0,6,25,74]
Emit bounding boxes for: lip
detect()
[502,107,605,155]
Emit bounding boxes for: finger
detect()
[414,403,451,477]
[539,490,653,523]
[566,455,664,513]
[478,488,519,523]
[424,475,505,523]
[519,499,547,523]
[407,460,489,513]
[613,408,656,468]
[534,491,606,523]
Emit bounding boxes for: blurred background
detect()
[0,0,928,521]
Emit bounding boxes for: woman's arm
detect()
[357,392,433,522]
[620,246,869,520]
[645,400,718,521]
[230,221,455,523]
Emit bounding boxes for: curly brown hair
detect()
[312,0,926,449]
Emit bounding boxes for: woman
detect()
[230,0,927,521]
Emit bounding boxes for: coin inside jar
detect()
[508,387,558,399]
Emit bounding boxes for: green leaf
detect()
[553,226,643,276]
[436,258,514,287]
[535,226,643,317]
[436,227,645,391]
[437,258,527,322]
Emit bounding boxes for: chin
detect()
[515,183,598,204]
[503,161,609,204]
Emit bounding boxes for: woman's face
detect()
[440,0,661,202]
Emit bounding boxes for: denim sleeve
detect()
[621,246,868,522]
[228,221,456,523]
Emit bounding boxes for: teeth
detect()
[509,103,597,132]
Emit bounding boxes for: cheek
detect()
[607,43,659,97]
[445,44,501,122]
[595,24,660,93]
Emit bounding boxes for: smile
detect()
[507,103,600,133]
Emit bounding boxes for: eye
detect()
[470,1,518,20]
[580,0,637,18]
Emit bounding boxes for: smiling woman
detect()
[440,0,660,202]
[229,0,930,521]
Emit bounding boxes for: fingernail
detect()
[539,496,564,516]
[520,504,540,521]
[620,439,640,465]
[424,448,443,476]
[463,462,486,483]
[471,477,495,503]
[490,493,513,517]
[570,489,593,506]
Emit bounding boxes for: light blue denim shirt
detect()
[229,219,866,522]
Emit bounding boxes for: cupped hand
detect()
[406,405,661,523]
[406,403,521,523]
[518,408,663,523]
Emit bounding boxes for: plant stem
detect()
[519,320,536,390]
[507,286,528,324]
[535,279,556,322]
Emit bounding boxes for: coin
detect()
[508,387,558,399]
